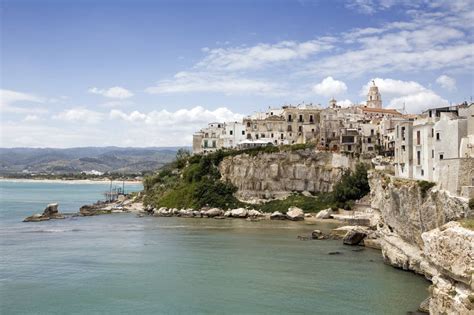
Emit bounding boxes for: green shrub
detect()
[193,179,240,209]
[418,180,436,198]
[468,198,474,210]
[332,163,370,205]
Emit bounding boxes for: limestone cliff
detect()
[369,171,474,314]
[219,150,355,201]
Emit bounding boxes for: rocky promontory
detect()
[23,203,65,222]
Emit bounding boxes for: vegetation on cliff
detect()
[143,146,370,212]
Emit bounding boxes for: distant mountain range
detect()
[0,147,185,175]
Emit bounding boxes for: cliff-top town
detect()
[193,81,474,199]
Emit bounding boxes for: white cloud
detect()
[389,91,449,113]
[336,99,353,108]
[146,72,283,96]
[196,39,334,71]
[436,74,457,91]
[360,78,448,113]
[110,106,244,126]
[53,108,104,124]
[312,76,347,97]
[0,89,46,114]
[88,86,133,99]
[360,78,426,96]
[23,115,40,122]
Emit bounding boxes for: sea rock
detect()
[248,209,263,217]
[178,209,194,217]
[343,229,367,245]
[24,203,65,222]
[304,213,312,218]
[286,207,304,221]
[315,208,333,219]
[154,207,172,217]
[204,208,224,218]
[311,230,327,240]
[270,211,286,220]
[192,210,201,217]
[224,210,232,217]
[418,298,430,313]
[230,208,248,218]
[363,238,381,250]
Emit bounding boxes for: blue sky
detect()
[1,0,473,147]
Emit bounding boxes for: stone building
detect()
[192,121,246,154]
[366,80,382,109]
[393,103,474,198]
[243,104,322,146]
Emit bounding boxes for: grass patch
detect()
[459,218,474,230]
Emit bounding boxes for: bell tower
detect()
[367,80,382,109]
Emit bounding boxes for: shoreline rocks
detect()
[24,203,65,222]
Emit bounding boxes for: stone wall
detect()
[219,150,356,201]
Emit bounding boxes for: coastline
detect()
[0,178,142,185]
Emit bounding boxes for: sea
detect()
[0,180,429,315]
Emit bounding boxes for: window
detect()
[242,131,245,135]
[246,122,250,127]
[229,130,233,135]
[432,150,434,158]
[402,127,406,140]
[204,140,208,148]
[421,169,424,176]
[416,130,420,145]
[288,114,292,122]
[348,145,352,151]
[205,133,209,138]
[417,151,421,165]
[431,128,434,137]
[253,124,257,130]
[368,138,372,143]
[255,134,259,139]
[212,140,216,148]
[298,126,303,132]
[281,133,284,140]
[299,114,303,122]
[402,145,405,151]
[371,129,374,136]
[436,133,440,141]
[309,115,314,123]
[261,133,265,138]
[271,133,274,138]
[287,125,292,132]
[439,154,444,160]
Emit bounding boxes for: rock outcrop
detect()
[219,150,355,201]
[368,171,474,314]
[24,203,65,222]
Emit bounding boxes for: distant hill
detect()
[0,147,186,175]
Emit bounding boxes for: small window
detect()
[242,131,245,135]
[421,169,424,176]
[402,145,405,151]
[432,150,434,158]
[212,140,216,148]
[439,154,444,160]
[436,133,440,140]
[229,130,233,135]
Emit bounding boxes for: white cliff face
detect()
[369,172,471,247]
[219,150,353,201]
[369,171,474,314]
[421,222,474,314]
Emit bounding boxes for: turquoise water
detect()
[0,180,429,314]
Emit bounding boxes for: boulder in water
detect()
[270,211,286,220]
[286,207,304,221]
[343,229,367,245]
[315,208,333,219]
[24,203,65,222]
[230,208,248,218]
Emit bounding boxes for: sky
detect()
[1,0,473,148]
